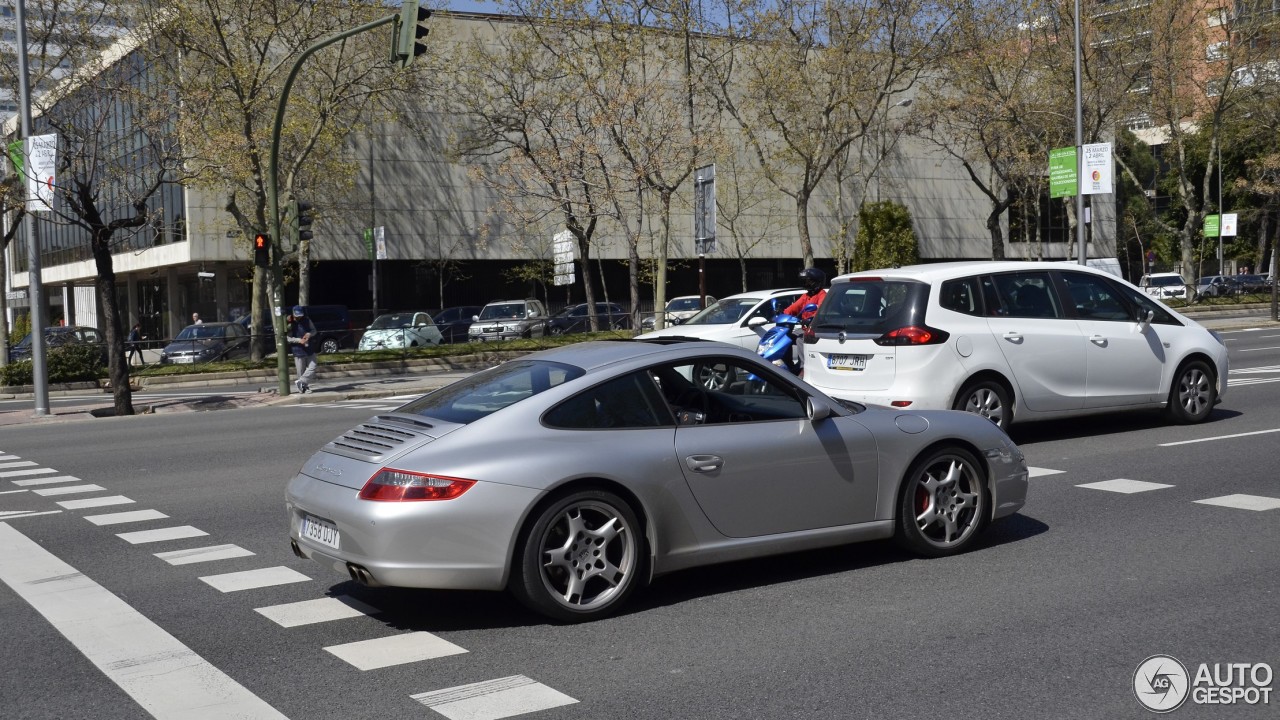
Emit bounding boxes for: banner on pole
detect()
[1222,213,1238,237]
[25,134,57,212]
[1081,142,1113,195]
[1049,147,1077,198]
[553,230,575,286]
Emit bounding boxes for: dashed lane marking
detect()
[0,510,61,519]
[58,495,134,510]
[0,489,29,495]
[117,526,209,544]
[199,566,311,593]
[1076,479,1174,494]
[255,596,377,628]
[32,484,106,497]
[0,523,289,720]
[410,675,578,720]
[1194,494,1280,511]
[85,509,168,526]
[324,631,467,671]
[155,544,255,566]
[12,475,83,486]
[1028,467,1064,478]
[1159,427,1280,447]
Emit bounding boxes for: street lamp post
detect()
[1218,140,1224,276]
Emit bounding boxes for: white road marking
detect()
[1028,467,1064,478]
[0,523,289,720]
[0,510,61,519]
[32,484,106,497]
[1240,345,1280,352]
[255,596,377,627]
[117,526,208,544]
[155,544,255,566]
[58,495,135,510]
[1194,494,1280,511]
[1076,479,1174,494]
[85,509,169,526]
[0,467,57,478]
[0,454,22,461]
[324,631,468,671]
[0,489,29,495]
[1228,378,1280,386]
[1159,427,1280,446]
[0,460,36,469]
[411,675,578,720]
[199,567,311,593]
[12,475,83,486]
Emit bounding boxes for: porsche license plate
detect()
[827,354,870,371]
[300,514,340,549]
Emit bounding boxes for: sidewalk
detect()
[1,306,1274,426]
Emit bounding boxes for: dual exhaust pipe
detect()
[289,539,376,586]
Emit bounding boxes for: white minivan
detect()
[1138,272,1188,300]
[802,261,1228,430]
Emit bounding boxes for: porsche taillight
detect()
[358,469,476,501]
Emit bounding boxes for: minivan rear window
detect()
[811,280,929,333]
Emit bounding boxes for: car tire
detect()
[894,446,989,558]
[1167,359,1216,424]
[510,489,644,623]
[551,325,565,336]
[320,338,339,354]
[953,379,1011,431]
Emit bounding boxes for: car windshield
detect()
[478,303,525,320]
[175,325,225,341]
[369,313,414,330]
[681,298,761,326]
[666,297,703,312]
[397,360,584,424]
[1150,276,1183,286]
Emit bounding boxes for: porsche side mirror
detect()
[806,396,833,422]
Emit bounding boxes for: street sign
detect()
[694,164,716,255]
[5,289,26,301]
[374,226,387,260]
[1049,147,1077,198]
[1081,143,1113,195]
[1222,213,1238,237]
[553,230,575,286]
[1204,214,1220,238]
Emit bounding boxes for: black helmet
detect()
[799,267,826,293]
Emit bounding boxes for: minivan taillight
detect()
[358,469,476,501]
[874,325,950,346]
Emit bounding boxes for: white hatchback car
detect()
[802,261,1228,430]
[358,311,443,350]
[636,288,804,349]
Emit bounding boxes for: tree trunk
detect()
[91,232,133,416]
[796,192,814,267]
[575,232,597,332]
[654,191,673,330]
[298,237,310,307]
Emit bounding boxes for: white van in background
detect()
[1138,272,1188,300]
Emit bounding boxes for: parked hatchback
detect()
[802,261,1228,430]
[297,305,354,353]
[1194,275,1242,300]
[636,288,804,349]
[430,305,481,344]
[159,322,250,364]
[357,311,443,350]
[1138,272,1187,300]
[468,299,549,341]
[11,326,107,364]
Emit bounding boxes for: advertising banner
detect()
[1049,147,1077,198]
[1081,142,1113,195]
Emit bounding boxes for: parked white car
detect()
[636,288,803,349]
[802,261,1228,430]
[358,312,443,350]
[1138,272,1188,300]
[640,295,718,330]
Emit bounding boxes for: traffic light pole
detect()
[266,13,399,395]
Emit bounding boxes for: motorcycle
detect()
[752,302,817,378]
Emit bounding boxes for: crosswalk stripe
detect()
[118,526,208,544]
[324,631,467,671]
[1076,479,1173,494]
[199,567,311,593]
[58,495,135,510]
[0,510,61,519]
[155,544,255,566]
[0,455,21,461]
[12,475,83,486]
[32,484,106,497]
[1028,467,1064,478]
[85,509,168,526]
[255,596,376,627]
[0,468,57,478]
[0,460,36,469]
[0,523,289,720]
[1193,494,1280,511]
[411,675,578,719]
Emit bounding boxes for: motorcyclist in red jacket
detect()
[784,267,827,321]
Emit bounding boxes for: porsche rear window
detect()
[398,360,584,424]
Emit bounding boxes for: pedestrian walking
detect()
[192,312,203,325]
[288,305,318,394]
[127,323,144,366]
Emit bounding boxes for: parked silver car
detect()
[286,340,1028,622]
[468,299,549,341]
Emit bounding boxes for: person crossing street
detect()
[288,306,318,394]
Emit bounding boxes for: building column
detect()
[166,267,181,338]
[62,284,76,326]
[215,265,229,322]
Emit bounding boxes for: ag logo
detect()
[1134,655,1190,713]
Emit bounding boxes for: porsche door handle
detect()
[685,455,723,472]
[1090,335,1108,347]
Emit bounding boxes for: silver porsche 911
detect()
[286,339,1028,622]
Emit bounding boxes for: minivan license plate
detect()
[301,514,340,549]
[827,354,869,371]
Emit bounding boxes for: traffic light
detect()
[295,201,314,243]
[394,2,431,68]
[253,233,270,268]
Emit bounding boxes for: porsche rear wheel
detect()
[512,489,644,622]
[895,446,989,557]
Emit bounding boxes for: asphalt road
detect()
[1,326,1278,719]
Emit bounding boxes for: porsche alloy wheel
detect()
[513,490,643,622]
[895,447,988,557]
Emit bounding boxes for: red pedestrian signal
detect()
[254,233,270,268]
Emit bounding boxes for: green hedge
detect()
[1,344,105,386]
